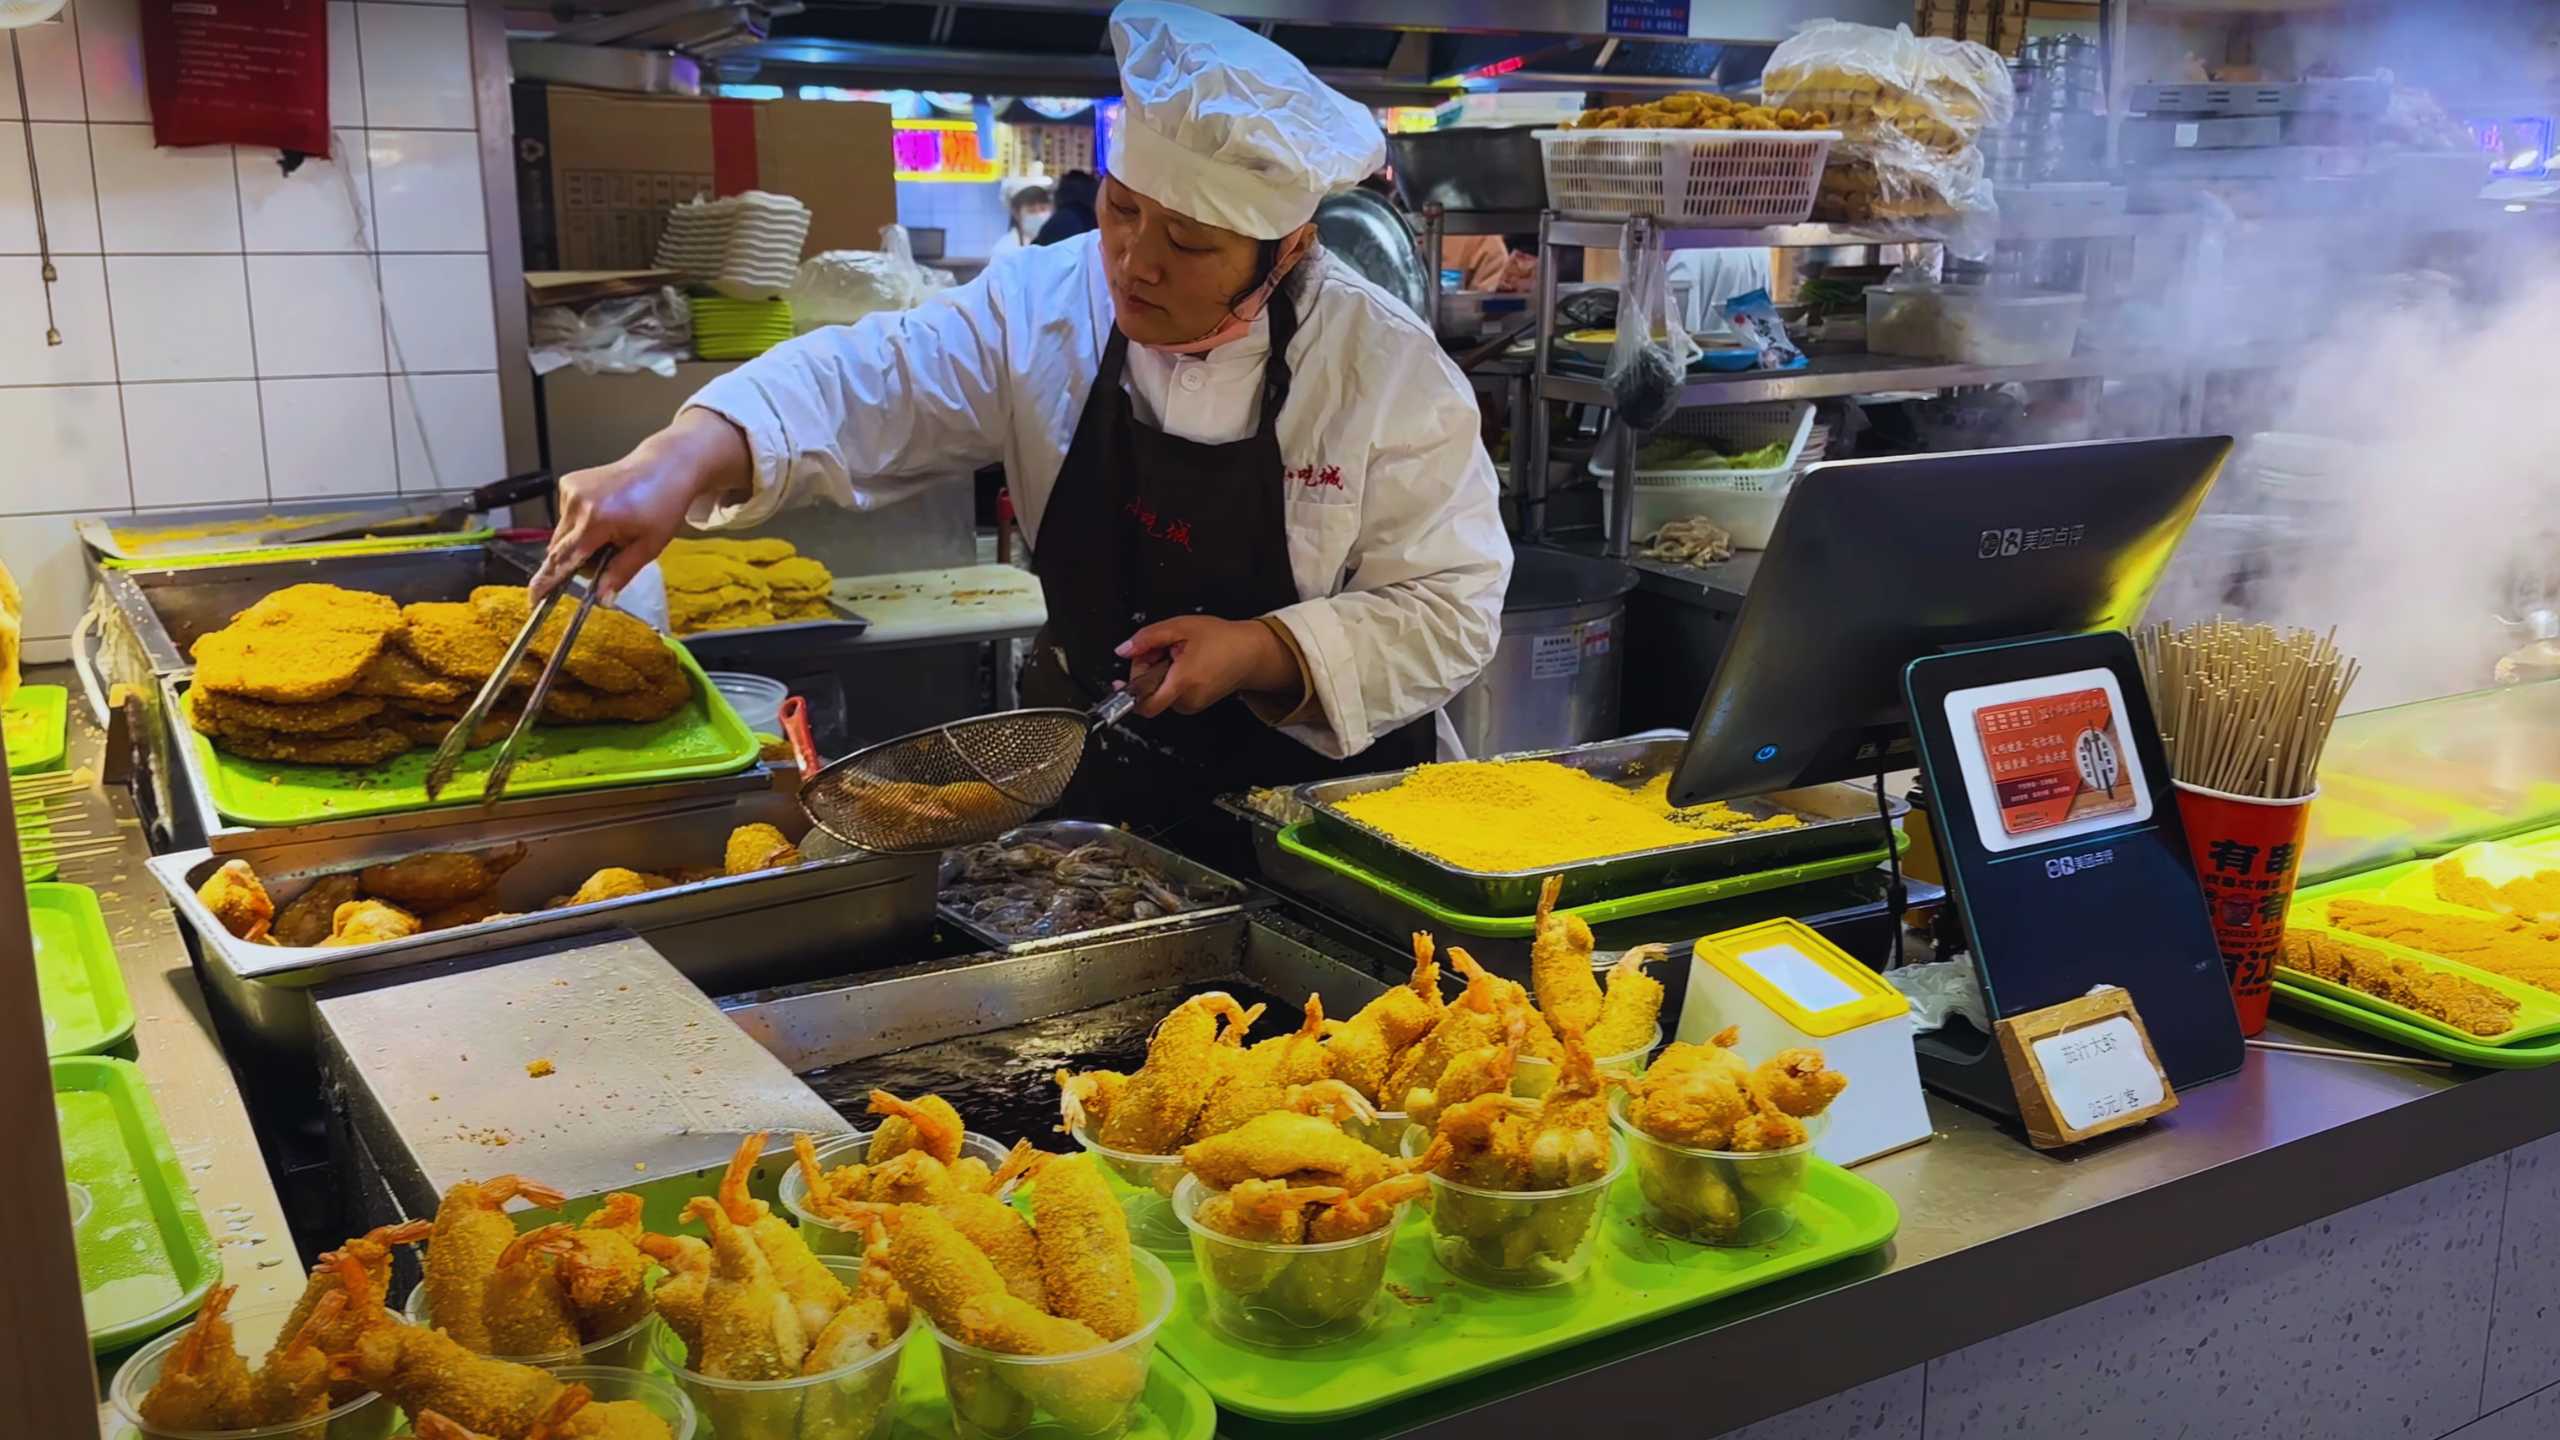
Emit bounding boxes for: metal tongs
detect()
[423,545,618,804]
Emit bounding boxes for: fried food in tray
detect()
[658,535,840,635]
[183,581,697,766]
[1565,90,1833,132]
[2281,929,2521,1039]
[188,583,402,704]
[192,824,801,949]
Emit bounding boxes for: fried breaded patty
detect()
[469,585,677,694]
[190,584,400,704]
[190,687,388,735]
[758,556,832,597]
[724,822,802,875]
[669,535,796,565]
[660,548,770,595]
[212,724,416,766]
[541,668,692,724]
[400,601,527,684]
[352,646,472,705]
[385,711,516,748]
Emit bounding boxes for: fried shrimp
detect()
[1322,932,1445,1102]
[424,1174,568,1354]
[139,1284,254,1429]
[1530,874,1604,1033]
[1091,990,1254,1152]
[867,1089,966,1166]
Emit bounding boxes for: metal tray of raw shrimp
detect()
[1298,737,1907,913]
[934,819,1269,954]
[147,786,938,1060]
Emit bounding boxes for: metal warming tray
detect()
[935,819,1261,954]
[725,909,1394,1084]
[96,542,535,679]
[148,787,938,1059]
[1298,737,1908,913]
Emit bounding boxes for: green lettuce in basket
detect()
[1635,437,1792,472]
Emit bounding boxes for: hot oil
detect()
[796,979,1304,1147]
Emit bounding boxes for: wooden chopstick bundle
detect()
[2135,619,2359,800]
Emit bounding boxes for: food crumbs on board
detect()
[633,1162,647,1172]
[526,1058,556,1078]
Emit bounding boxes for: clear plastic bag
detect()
[1763,21,2014,258]
[785,224,940,332]
[1607,238,1699,431]
[528,287,691,377]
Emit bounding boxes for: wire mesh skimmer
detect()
[783,665,1163,854]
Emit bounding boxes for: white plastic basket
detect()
[1597,402,1816,549]
[1535,129,1841,226]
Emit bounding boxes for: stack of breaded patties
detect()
[659,536,836,633]
[184,582,693,766]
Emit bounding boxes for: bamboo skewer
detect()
[2135,619,2359,801]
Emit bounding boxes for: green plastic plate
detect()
[5,683,68,774]
[889,1323,1215,1440]
[55,1056,221,1352]
[2280,854,2560,1049]
[1153,1162,1898,1423]
[2274,980,2560,1069]
[1275,823,1903,936]
[30,883,134,1057]
[186,644,757,826]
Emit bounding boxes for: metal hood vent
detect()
[546,0,806,60]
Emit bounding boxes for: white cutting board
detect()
[833,564,1047,645]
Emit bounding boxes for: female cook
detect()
[534,0,1511,825]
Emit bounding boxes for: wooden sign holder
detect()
[1995,986,2180,1150]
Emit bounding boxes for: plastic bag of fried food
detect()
[1760,21,2011,252]
[1565,90,1834,132]
[1607,1027,1845,1245]
[660,535,838,634]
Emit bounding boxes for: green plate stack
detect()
[694,297,797,360]
[57,1056,221,1353]
[5,683,68,774]
[30,883,135,1057]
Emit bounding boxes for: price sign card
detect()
[1994,986,2179,1149]
[1972,687,2136,836]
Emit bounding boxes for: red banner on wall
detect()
[142,0,331,156]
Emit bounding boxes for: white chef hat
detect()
[1106,0,1385,240]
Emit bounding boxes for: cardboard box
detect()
[514,83,896,272]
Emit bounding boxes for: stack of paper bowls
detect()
[691,297,797,359]
[655,190,811,300]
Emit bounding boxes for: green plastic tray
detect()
[186,643,757,826]
[1154,1162,1898,1423]
[30,883,134,1057]
[889,1321,1215,1440]
[1275,822,1903,936]
[56,1056,221,1352]
[5,683,68,774]
[98,527,497,569]
[2274,980,2560,1069]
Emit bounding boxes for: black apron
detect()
[1023,284,1438,846]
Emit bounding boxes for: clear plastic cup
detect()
[109,1301,398,1440]
[705,671,788,738]
[1510,1026,1661,1100]
[1610,1090,1825,1247]
[1173,1174,1407,1348]
[1066,1121,1190,1256]
[403,1273,656,1373]
[924,1249,1172,1440]
[1339,1106,1411,1156]
[778,1128,1019,1256]
[653,1256,908,1440]
[391,1367,695,1439]
[1400,1125,1626,1290]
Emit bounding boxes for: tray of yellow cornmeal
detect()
[1298,738,1906,912]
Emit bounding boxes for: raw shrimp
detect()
[139,1284,253,1430]
[867,1088,966,1165]
[424,1174,567,1353]
[1028,1152,1142,1340]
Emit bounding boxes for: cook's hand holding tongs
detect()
[423,545,618,804]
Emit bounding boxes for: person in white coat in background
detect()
[535,0,1512,833]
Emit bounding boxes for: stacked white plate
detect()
[655,191,812,300]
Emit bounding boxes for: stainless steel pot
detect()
[1445,547,1637,758]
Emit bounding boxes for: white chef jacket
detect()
[685,231,1512,760]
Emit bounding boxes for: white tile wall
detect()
[0,0,507,664]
